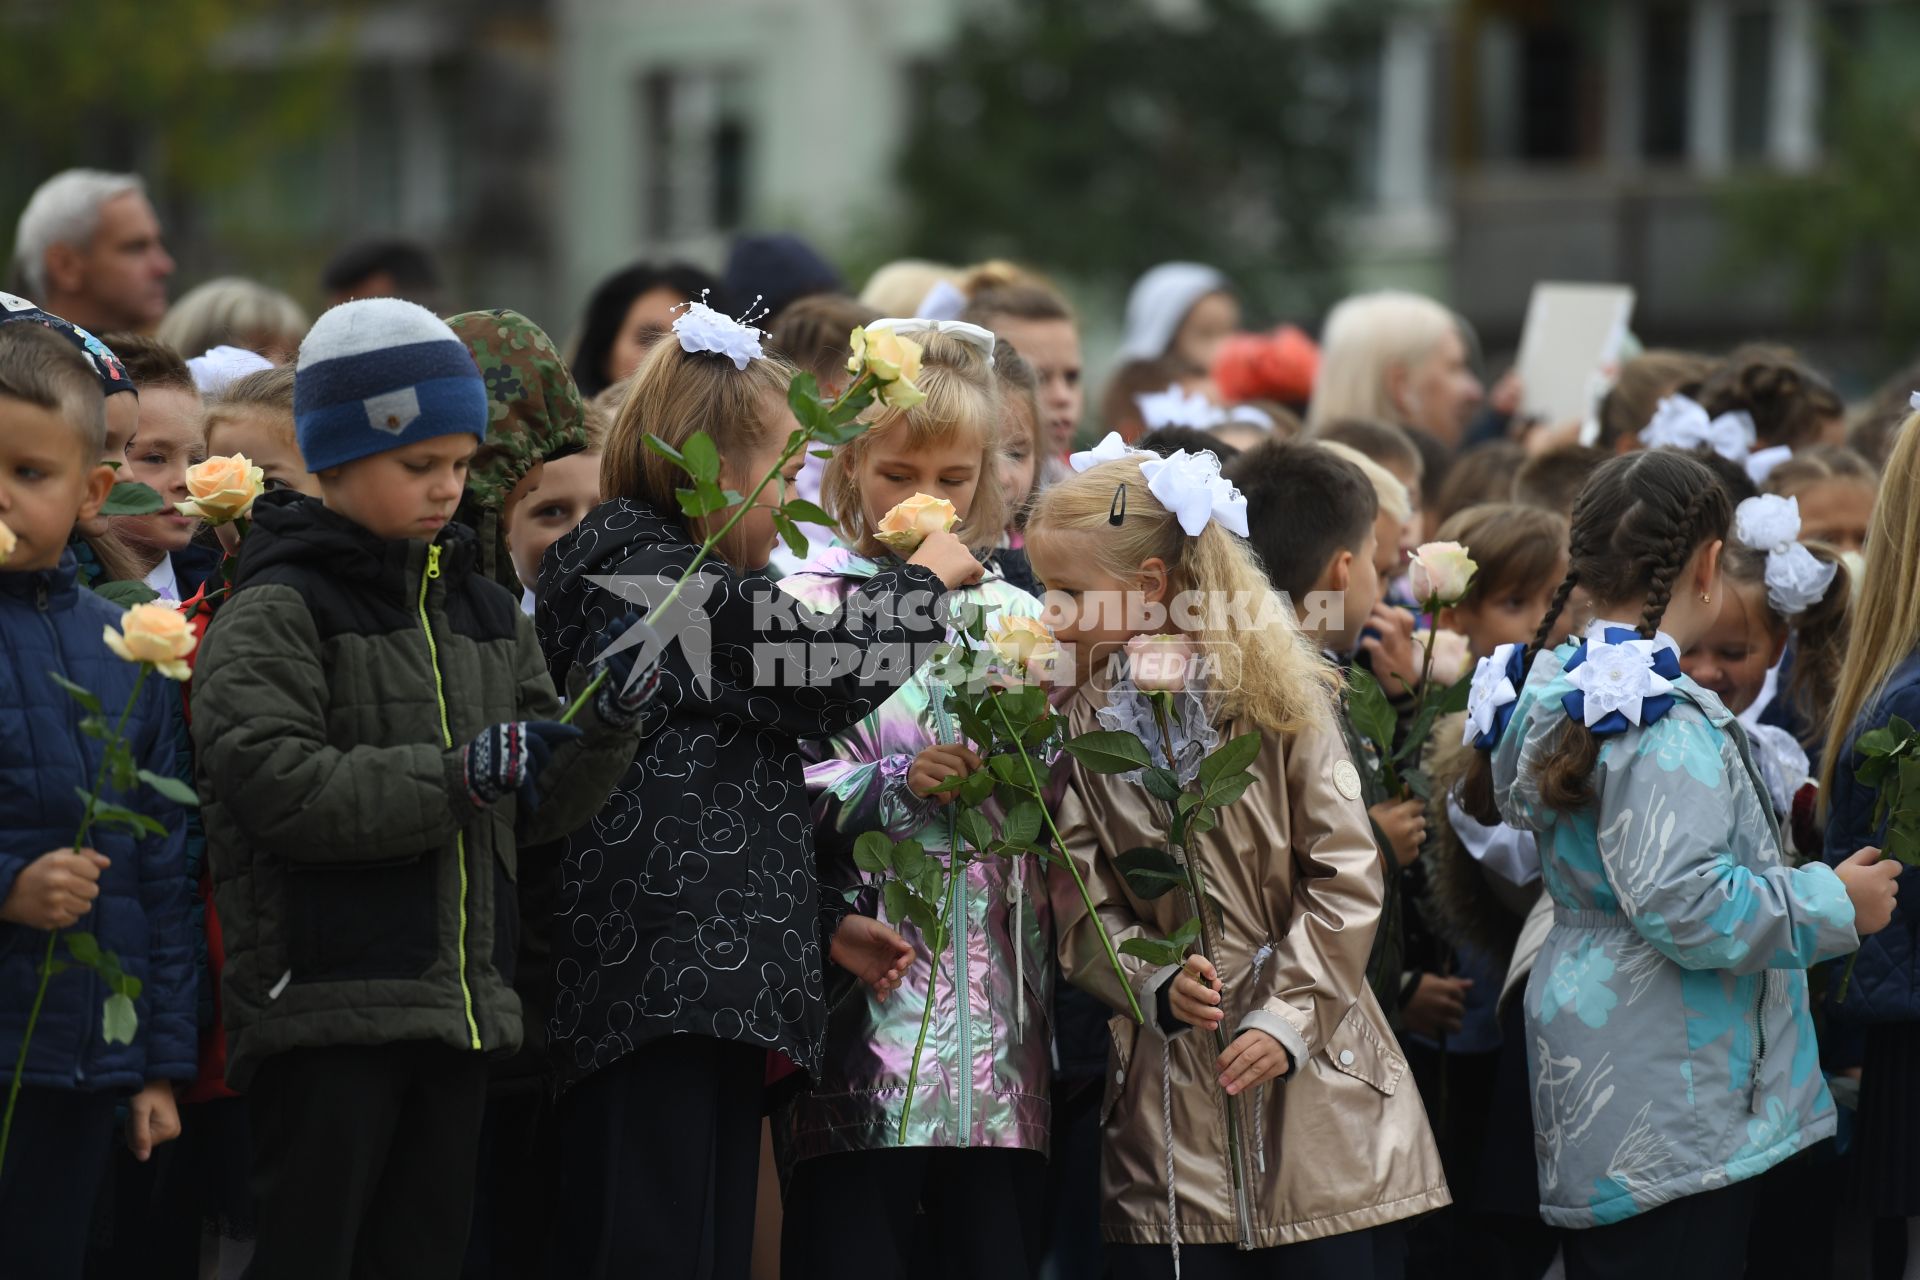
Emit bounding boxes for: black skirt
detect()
[1854,1020,1920,1217]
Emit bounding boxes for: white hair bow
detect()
[1138,448,1250,538]
[868,317,996,360]
[1136,383,1226,431]
[1734,494,1838,616]
[1640,395,1755,463]
[672,296,764,370]
[1069,431,1154,473]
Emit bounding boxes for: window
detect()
[1730,8,1774,161]
[638,68,754,242]
[1640,4,1690,161]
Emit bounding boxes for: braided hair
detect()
[1463,451,1733,821]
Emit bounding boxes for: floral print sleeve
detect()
[1595,710,1858,974]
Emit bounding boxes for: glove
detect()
[462,720,583,813]
[591,614,665,728]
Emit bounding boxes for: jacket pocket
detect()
[286,857,438,984]
[1322,1000,1405,1095]
[1101,1013,1139,1124]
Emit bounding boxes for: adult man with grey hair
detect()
[11,169,175,335]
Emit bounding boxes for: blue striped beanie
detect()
[294,298,488,472]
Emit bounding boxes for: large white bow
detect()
[1640,395,1755,463]
[868,316,997,360]
[1069,430,1154,473]
[1734,494,1838,616]
[1136,383,1225,431]
[671,299,764,370]
[1138,448,1250,537]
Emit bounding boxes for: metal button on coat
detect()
[1339,1049,1355,1066]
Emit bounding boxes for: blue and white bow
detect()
[1139,448,1250,538]
[1561,622,1683,734]
[1463,642,1527,751]
[1734,494,1838,616]
[1640,394,1754,461]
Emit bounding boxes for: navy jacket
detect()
[0,552,196,1091]
[1824,649,1920,1025]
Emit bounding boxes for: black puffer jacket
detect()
[537,498,949,1087]
[193,493,641,1088]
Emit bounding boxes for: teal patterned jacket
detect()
[1491,630,1858,1228]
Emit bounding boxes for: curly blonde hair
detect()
[1028,455,1338,735]
[820,329,1009,554]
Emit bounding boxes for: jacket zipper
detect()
[419,545,480,1051]
[930,691,972,1147]
[37,582,98,1085]
[1752,970,1769,1111]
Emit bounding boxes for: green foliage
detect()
[1857,716,1920,866]
[92,581,159,610]
[98,483,166,518]
[894,0,1383,314]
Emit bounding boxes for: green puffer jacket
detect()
[191,492,641,1088]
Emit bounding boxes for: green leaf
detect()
[1142,767,1183,805]
[676,483,731,520]
[780,498,836,527]
[1393,706,1441,765]
[988,754,1026,787]
[642,434,688,469]
[1891,715,1916,741]
[829,383,876,425]
[92,580,159,609]
[83,799,167,838]
[101,992,138,1045]
[787,373,832,434]
[1176,792,1203,815]
[771,510,808,559]
[681,432,721,484]
[957,770,997,807]
[1403,767,1433,800]
[1859,727,1901,758]
[810,448,836,461]
[1188,806,1218,837]
[1115,846,1186,900]
[882,880,910,924]
[954,808,994,853]
[98,480,166,516]
[1436,673,1474,716]
[1063,731,1154,774]
[65,932,103,967]
[1167,916,1203,952]
[893,840,928,879]
[915,862,945,904]
[1118,937,1183,968]
[1197,732,1261,790]
[49,673,103,714]
[1344,669,1397,755]
[853,831,894,875]
[1201,772,1258,810]
[904,895,943,941]
[1001,800,1043,848]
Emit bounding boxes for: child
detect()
[1513,444,1608,513]
[989,340,1045,599]
[1029,449,1448,1276]
[1762,444,1878,555]
[1699,344,1847,452]
[0,324,195,1278]
[1681,494,1849,812]
[506,403,607,614]
[191,298,659,1280]
[1432,440,1525,526]
[1820,415,1920,1256]
[1224,440,1426,1017]
[1475,448,1895,1269]
[0,293,144,584]
[1595,350,1712,454]
[450,310,590,595]
[778,321,1054,1277]
[203,366,320,499]
[103,334,213,603]
[536,300,982,1278]
[962,263,1084,476]
[766,293,883,576]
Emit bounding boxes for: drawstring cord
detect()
[1247,941,1275,1174]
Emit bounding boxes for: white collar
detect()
[143,555,179,603]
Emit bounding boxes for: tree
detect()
[894,0,1388,316]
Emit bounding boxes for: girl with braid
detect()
[1457,450,1898,1276]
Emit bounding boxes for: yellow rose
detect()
[879,375,927,411]
[103,603,198,681]
[853,328,925,385]
[845,326,868,377]
[988,615,1062,681]
[0,517,15,565]
[874,492,957,554]
[176,453,265,525]
[1408,540,1478,606]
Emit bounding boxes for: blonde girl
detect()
[1027,451,1447,1278]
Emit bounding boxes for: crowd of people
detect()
[0,165,1916,1280]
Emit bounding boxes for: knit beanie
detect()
[294,297,488,473]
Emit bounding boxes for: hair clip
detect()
[1109,482,1127,526]
[670,290,767,370]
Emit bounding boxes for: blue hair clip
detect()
[1463,642,1528,752]
[1560,625,1683,735]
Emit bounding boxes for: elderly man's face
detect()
[48,191,174,333]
